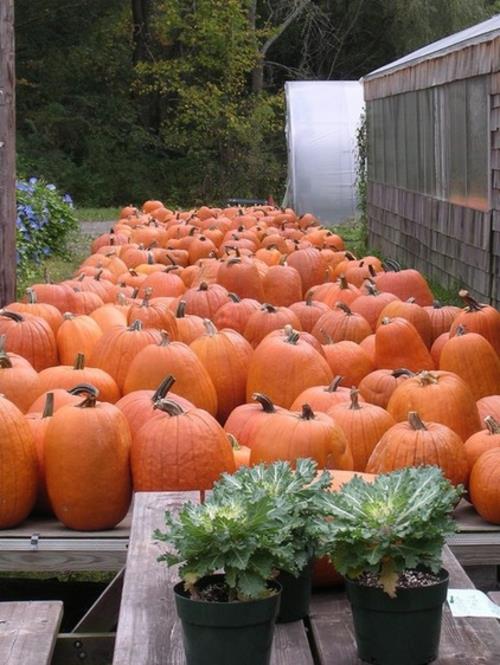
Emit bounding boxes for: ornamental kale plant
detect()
[319,466,463,597]
[212,458,332,572]
[154,494,299,601]
[16,177,77,284]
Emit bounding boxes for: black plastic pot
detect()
[174,574,281,665]
[277,560,313,623]
[345,568,449,665]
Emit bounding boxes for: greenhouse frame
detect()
[363,15,500,306]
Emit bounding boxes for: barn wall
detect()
[491,72,500,305]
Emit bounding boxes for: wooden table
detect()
[111,492,500,665]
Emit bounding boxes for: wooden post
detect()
[0,0,16,306]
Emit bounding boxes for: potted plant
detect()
[319,465,463,665]
[212,457,332,622]
[154,487,302,665]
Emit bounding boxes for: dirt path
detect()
[79,221,115,238]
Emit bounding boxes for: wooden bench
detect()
[0,600,62,665]
[111,492,500,665]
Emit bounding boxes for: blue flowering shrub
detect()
[16,177,78,284]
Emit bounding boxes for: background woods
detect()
[14,0,500,207]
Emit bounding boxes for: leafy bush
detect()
[16,177,78,284]
[319,466,463,597]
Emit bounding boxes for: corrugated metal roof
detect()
[365,14,500,80]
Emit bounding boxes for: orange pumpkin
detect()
[469,448,500,524]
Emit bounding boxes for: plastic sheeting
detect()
[284,81,364,225]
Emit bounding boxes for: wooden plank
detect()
[0,512,132,538]
[309,547,500,664]
[52,633,114,665]
[0,549,127,572]
[112,492,313,665]
[0,0,16,305]
[73,568,124,632]
[0,600,63,665]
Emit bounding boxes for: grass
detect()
[75,207,120,222]
[0,570,117,583]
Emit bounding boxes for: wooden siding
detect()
[491,75,500,304]
[367,182,495,304]
[365,36,500,100]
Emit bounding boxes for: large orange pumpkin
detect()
[0,336,41,412]
[469,448,500,524]
[463,417,500,473]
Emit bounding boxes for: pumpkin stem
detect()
[73,353,86,370]
[227,257,241,266]
[320,328,334,345]
[349,388,362,410]
[42,392,55,418]
[406,297,416,304]
[95,269,104,281]
[381,317,392,326]
[76,386,100,408]
[432,300,442,309]
[131,287,140,299]
[300,403,316,420]
[263,303,278,313]
[305,292,313,306]
[459,290,483,311]
[0,338,13,368]
[203,319,217,336]
[227,433,240,450]
[152,375,176,403]
[140,288,153,306]
[198,282,209,292]
[326,376,344,392]
[336,301,353,316]
[418,371,438,386]
[159,331,171,346]
[63,312,75,320]
[455,325,467,337]
[383,258,401,272]
[284,328,300,345]
[484,416,500,435]
[365,282,379,296]
[345,251,357,261]
[0,309,24,323]
[252,393,277,413]
[368,264,377,278]
[176,300,186,318]
[67,383,99,396]
[408,411,427,431]
[129,319,143,332]
[154,398,185,417]
[165,252,177,265]
[26,288,37,304]
[228,292,240,303]
[392,368,415,378]
[338,274,349,290]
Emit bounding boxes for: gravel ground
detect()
[79,220,115,238]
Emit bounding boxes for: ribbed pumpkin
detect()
[8,288,63,334]
[180,281,231,319]
[0,336,41,413]
[190,320,252,423]
[358,368,414,409]
[90,320,161,391]
[246,327,333,408]
[374,317,434,372]
[217,256,265,301]
[44,388,132,530]
[424,301,461,343]
[212,293,260,335]
[122,332,218,415]
[463,417,500,473]
[243,303,302,348]
[309,275,361,309]
[0,310,58,371]
[131,399,235,490]
[439,326,500,400]
[228,434,251,469]
[328,389,396,472]
[350,284,400,331]
[89,302,129,333]
[450,290,500,355]
[430,332,449,367]
[477,395,500,422]
[71,288,105,315]
[28,384,97,414]
[56,313,103,365]
[262,263,302,307]
[116,375,194,439]
[25,393,55,513]
[126,289,178,338]
[0,395,38,528]
[173,300,205,344]
[387,370,481,443]
[312,303,371,344]
[287,247,326,295]
[37,353,121,404]
[28,280,77,313]
[223,393,284,448]
[290,376,356,412]
[469,448,500,523]
[289,294,330,333]
[373,267,434,306]
[321,339,374,387]
[138,268,186,298]
[366,411,468,487]
[376,298,432,348]
[250,403,353,469]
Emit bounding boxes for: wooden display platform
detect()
[0,498,499,573]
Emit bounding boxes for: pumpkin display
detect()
[312,303,371,344]
[289,294,330,332]
[450,290,500,355]
[131,399,235,490]
[243,303,302,348]
[0,336,41,413]
[424,301,461,343]
[321,339,374,387]
[366,411,468,487]
[56,313,103,365]
[25,393,55,513]
[44,387,132,530]
[0,309,58,371]
[358,368,414,409]
[228,434,251,469]
[212,293,260,335]
[250,403,353,469]
[7,288,63,334]
[477,395,500,422]
[463,417,500,472]
[376,298,433,348]
[0,395,38,528]
[223,393,284,448]
[374,317,434,372]
[289,376,355,413]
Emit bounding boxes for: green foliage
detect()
[75,208,121,223]
[15,177,78,288]
[319,467,463,597]
[154,459,330,601]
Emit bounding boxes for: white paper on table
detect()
[447,589,500,618]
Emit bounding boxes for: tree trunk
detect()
[131,0,152,66]
[0,0,16,306]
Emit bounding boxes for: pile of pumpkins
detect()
[1,200,500,533]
